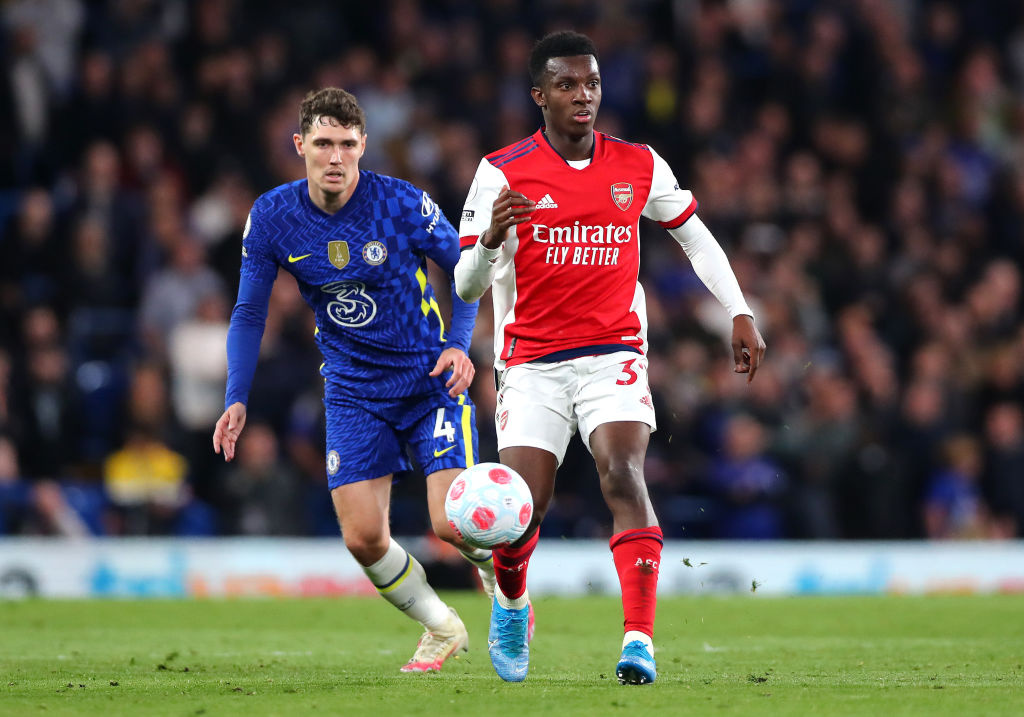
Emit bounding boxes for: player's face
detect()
[533,55,601,139]
[294,116,366,206]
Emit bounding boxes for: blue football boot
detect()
[616,640,657,685]
[487,595,530,682]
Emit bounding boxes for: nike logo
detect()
[288,253,312,263]
[433,445,456,457]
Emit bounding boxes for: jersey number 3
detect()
[616,359,639,386]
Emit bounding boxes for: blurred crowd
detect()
[2,0,1024,541]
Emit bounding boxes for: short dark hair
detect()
[528,31,599,86]
[299,87,366,136]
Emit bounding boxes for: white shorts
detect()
[494,351,656,465]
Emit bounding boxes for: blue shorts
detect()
[323,388,478,489]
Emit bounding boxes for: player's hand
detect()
[732,314,766,383]
[481,185,535,249]
[430,347,476,397]
[212,402,247,462]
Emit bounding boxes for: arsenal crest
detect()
[611,182,633,211]
[328,240,350,269]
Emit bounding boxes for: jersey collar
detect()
[537,127,600,167]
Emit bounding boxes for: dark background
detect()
[1,0,1023,543]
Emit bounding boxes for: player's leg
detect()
[492,446,556,601]
[486,361,576,681]
[414,392,498,598]
[425,468,497,598]
[577,352,661,685]
[325,393,465,672]
[331,480,467,673]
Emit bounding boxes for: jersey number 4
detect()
[434,408,456,443]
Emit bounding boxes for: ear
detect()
[530,86,546,109]
[293,133,304,157]
[359,133,367,158]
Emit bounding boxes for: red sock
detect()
[492,530,539,599]
[610,526,663,637]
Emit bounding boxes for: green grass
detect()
[1,594,1023,716]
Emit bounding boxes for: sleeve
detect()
[408,186,460,272]
[641,147,699,229]
[240,201,279,287]
[224,275,273,408]
[668,214,754,319]
[224,201,278,407]
[445,278,477,353]
[454,158,513,301]
[401,183,480,355]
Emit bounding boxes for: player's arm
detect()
[454,161,532,302]
[213,205,277,460]
[644,150,766,381]
[670,217,765,380]
[213,276,273,460]
[430,280,478,396]
[418,195,481,397]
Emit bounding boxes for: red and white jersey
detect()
[459,128,696,369]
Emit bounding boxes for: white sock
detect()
[362,538,451,631]
[623,630,654,653]
[457,547,495,588]
[457,545,492,568]
[495,585,529,611]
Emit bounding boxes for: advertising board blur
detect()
[1,539,1022,598]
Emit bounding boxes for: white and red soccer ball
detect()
[444,462,533,550]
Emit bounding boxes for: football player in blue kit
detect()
[212,87,495,672]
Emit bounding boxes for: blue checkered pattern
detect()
[241,172,463,399]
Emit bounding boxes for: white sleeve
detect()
[642,147,697,227]
[669,214,754,319]
[455,241,509,302]
[454,159,514,302]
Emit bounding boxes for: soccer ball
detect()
[445,462,533,550]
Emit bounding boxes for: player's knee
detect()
[341,529,390,565]
[525,504,547,533]
[599,458,646,503]
[430,513,459,545]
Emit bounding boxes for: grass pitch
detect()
[1,594,1022,716]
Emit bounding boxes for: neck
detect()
[309,174,357,214]
[543,126,594,162]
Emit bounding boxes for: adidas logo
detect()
[535,193,558,209]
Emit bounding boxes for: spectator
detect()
[168,290,229,500]
[103,423,191,535]
[102,363,212,535]
[220,422,304,535]
[982,403,1024,536]
[923,435,1007,539]
[706,414,786,539]
[137,235,225,358]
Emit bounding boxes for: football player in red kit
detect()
[454,31,765,684]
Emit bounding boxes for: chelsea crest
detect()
[362,241,387,265]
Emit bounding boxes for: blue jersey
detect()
[229,172,476,402]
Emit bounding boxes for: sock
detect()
[492,529,539,600]
[457,546,495,592]
[362,538,451,631]
[610,526,663,639]
[496,585,530,610]
[623,630,654,653]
